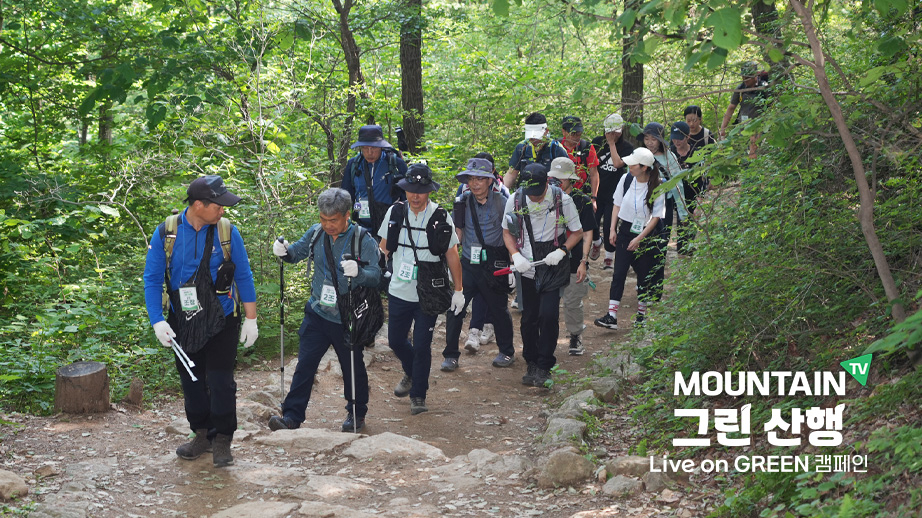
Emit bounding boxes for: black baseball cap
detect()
[185,175,242,206]
[520,163,548,196]
[561,115,584,133]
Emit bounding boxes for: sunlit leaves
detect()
[706,7,743,51]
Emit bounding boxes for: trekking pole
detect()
[277,236,286,405]
[342,252,358,434]
[169,337,198,382]
[493,259,547,276]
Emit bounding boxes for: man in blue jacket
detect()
[340,125,409,238]
[143,175,258,468]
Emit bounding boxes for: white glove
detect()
[511,252,531,273]
[544,248,567,266]
[449,291,466,315]
[153,321,175,348]
[508,273,516,290]
[341,259,359,278]
[239,318,258,348]
[272,239,289,257]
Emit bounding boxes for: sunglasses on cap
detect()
[404,172,433,185]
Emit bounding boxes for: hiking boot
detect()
[440,358,459,372]
[589,241,602,261]
[522,363,538,386]
[602,258,613,270]
[341,413,366,433]
[634,313,646,328]
[175,429,211,460]
[492,353,515,368]
[568,334,584,356]
[268,415,297,431]
[594,313,618,330]
[464,329,481,353]
[394,374,412,397]
[479,324,495,345]
[533,368,552,388]
[410,397,428,415]
[212,434,234,468]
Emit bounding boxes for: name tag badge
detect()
[469,245,482,264]
[397,262,416,282]
[630,220,644,234]
[358,198,371,219]
[179,286,200,312]
[320,284,338,306]
[739,114,750,122]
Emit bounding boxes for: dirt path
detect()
[1,265,663,518]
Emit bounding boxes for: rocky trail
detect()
[1,255,717,517]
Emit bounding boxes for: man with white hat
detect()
[590,113,634,270]
[548,157,598,356]
[503,112,569,190]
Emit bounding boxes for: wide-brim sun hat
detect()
[548,157,579,181]
[350,125,394,149]
[456,157,496,183]
[398,163,441,194]
[642,122,668,150]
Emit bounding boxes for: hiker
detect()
[558,115,600,201]
[503,112,569,190]
[720,61,770,159]
[340,124,409,238]
[502,163,583,388]
[143,175,258,468]
[590,113,635,271]
[594,148,666,330]
[378,163,464,415]
[267,188,382,433]
[671,116,714,255]
[547,158,598,356]
[640,122,688,303]
[441,157,515,372]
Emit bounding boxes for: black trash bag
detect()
[417,259,452,315]
[167,226,226,354]
[532,239,570,294]
[339,285,385,349]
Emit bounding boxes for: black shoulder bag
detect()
[167,225,226,354]
[405,209,452,315]
[323,231,384,349]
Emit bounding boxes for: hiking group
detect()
[143,61,768,466]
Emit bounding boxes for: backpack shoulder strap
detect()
[217,218,232,262]
[622,174,634,196]
[351,224,365,263]
[162,214,181,269]
[385,201,406,253]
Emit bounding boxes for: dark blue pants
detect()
[443,261,514,359]
[520,277,561,370]
[468,293,492,329]
[174,315,239,437]
[281,305,369,424]
[387,295,438,399]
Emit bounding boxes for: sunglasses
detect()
[548,177,562,187]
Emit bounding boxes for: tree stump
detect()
[54,361,110,413]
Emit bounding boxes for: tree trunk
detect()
[331,0,367,184]
[789,0,906,323]
[400,0,424,153]
[54,361,110,413]
[98,101,113,144]
[621,0,644,128]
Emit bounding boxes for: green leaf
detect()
[706,47,728,70]
[492,0,509,17]
[98,205,120,218]
[77,89,100,117]
[768,47,784,63]
[265,141,281,154]
[707,8,742,50]
[877,36,906,58]
[874,0,908,16]
[146,104,167,130]
[860,66,889,87]
[275,31,294,51]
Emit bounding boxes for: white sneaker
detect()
[479,323,495,345]
[464,329,481,353]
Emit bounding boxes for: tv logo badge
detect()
[840,354,872,387]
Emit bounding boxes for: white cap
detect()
[548,157,578,181]
[603,113,625,133]
[524,123,548,140]
[622,148,655,168]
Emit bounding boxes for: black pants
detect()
[520,276,562,370]
[647,197,674,302]
[608,221,657,302]
[175,315,239,437]
[443,260,514,359]
[677,179,703,255]
[594,195,616,253]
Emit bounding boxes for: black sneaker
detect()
[533,368,552,388]
[410,397,428,415]
[341,413,366,433]
[268,415,297,431]
[522,363,537,386]
[634,313,646,328]
[594,313,618,330]
[492,353,515,368]
[568,334,584,356]
[440,358,459,372]
[394,374,412,397]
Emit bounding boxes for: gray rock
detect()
[466,448,532,478]
[642,471,671,492]
[595,353,642,379]
[536,448,594,488]
[165,418,189,435]
[245,390,280,409]
[602,474,643,497]
[590,377,621,403]
[229,462,307,488]
[343,432,446,461]
[254,428,360,453]
[298,501,378,517]
[27,492,93,518]
[283,475,372,500]
[210,501,298,518]
[0,469,28,500]
[542,418,587,445]
[605,455,651,478]
[549,394,603,420]
[237,400,278,425]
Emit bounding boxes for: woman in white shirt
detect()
[594,148,666,330]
